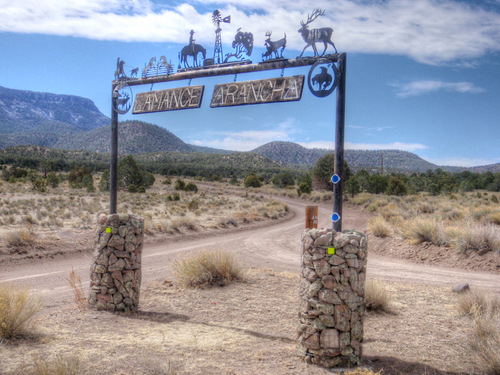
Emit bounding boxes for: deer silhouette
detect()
[264,31,286,59]
[298,8,337,57]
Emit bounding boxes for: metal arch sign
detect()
[210,75,304,108]
[113,83,133,114]
[307,58,339,98]
[132,85,204,113]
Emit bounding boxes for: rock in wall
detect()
[298,228,367,368]
[88,213,144,312]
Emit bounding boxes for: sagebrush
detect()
[0,284,43,339]
[172,250,244,288]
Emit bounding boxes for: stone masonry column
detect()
[297,228,367,368]
[88,213,144,312]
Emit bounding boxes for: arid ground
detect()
[0,182,499,374]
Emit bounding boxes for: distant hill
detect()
[54,120,195,154]
[0,145,288,179]
[0,86,109,137]
[135,151,287,178]
[252,141,439,173]
[0,86,497,174]
[465,163,500,173]
[252,142,328,165]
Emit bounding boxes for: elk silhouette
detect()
[298,8,337,57]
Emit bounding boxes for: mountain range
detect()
[1,85,498,173]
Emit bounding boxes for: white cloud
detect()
[190,118,299,151]
[423,156,500,167]
[1,0,500,64]
[392,80,485,97]
[298,141,428,152]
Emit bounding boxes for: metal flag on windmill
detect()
[212,10,231,65]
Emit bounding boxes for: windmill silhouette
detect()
[212,10,231,64]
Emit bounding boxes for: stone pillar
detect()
[297,228,367,368]
[88,213,144,312]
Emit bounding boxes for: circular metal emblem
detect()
[307,59,339,98]
[113,83,133,114]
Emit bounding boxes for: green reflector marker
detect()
[328,247,335,255]
[106,227,112,234]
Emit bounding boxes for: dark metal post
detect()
[110,83,119,214]
[333,53,346,232]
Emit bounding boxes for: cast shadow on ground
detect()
[120,310,190,324]
[364,355,466,375]
[199,321,295,344]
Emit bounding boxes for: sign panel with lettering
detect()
[133,85,204,114]
[210,75,304,108]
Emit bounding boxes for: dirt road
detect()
[1,199,498,311]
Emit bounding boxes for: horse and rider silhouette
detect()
[180,30,206,68]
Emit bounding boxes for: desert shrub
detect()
[350,193,373,207]
[31,354,83,375]
[345,176,361,197]
[32,176,47,192]
[297,181,312,196]
[172,250,244,288]
[0,284,43,339]
[118,155,155,192]
[457,289,500,316]
[416,202,436,214]
[68,165,93,189]
[162,177,172,185]
[46,172,59,188]
[174,178,185,191]
[188,199,199,211]
[244,173,262,188]
[170,216,197,232]
[454,224,500,254]
[82,174,95,193]
[469,310,500,374]
[184,182,198,193]
[386,176,408,196]
[401,218,448,246]
[365,280,391,313]
[368,216,391,238]
[99,169,110,192]
[6,228,35,247]
[489,211,500,225]
[492,194,499,204]
[272,172,294,188]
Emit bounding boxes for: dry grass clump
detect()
[457,289,500,373]
[454,224,500,254]
[365,280,391,313]
[172,250,245,288]
[469,310,500,374]
[6,228,35,247]
[67,269,86,310]
[457,289,500,316]
[368,216,391,238]
[170,216,198,232]
[489,211,500,225]
[400,217,448,246]
[30,355,83,375]
[0,284,43,339]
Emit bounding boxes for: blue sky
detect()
[0,0,499,167]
